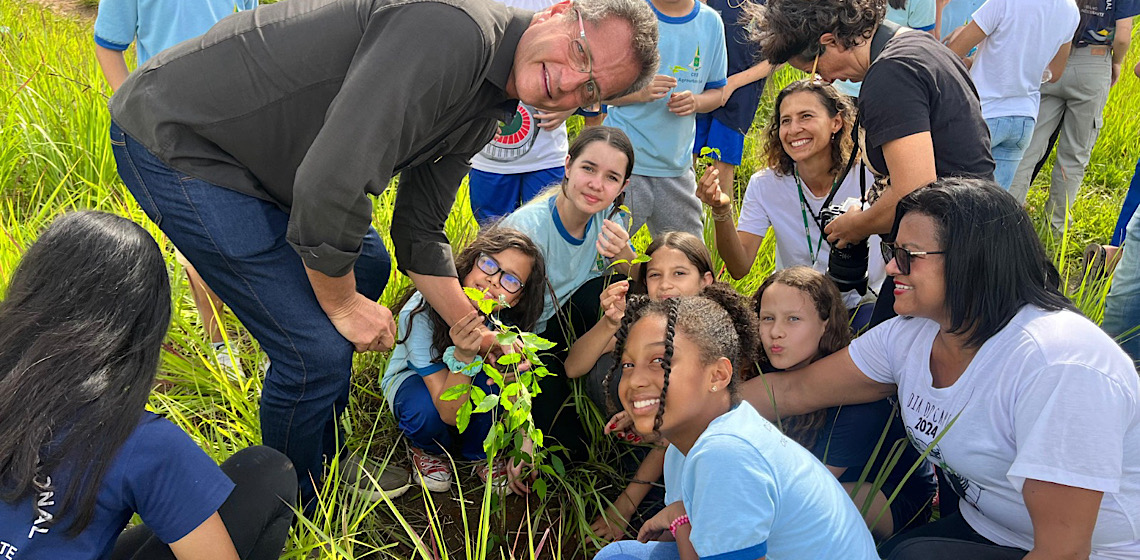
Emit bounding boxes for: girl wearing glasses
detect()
[697,79,884,330]
[382,228,547,494]
[755,266,935,541]
[741,178,1140,560]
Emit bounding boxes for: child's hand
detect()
[600,280,629,327]
[638,501,686,543]
[604,411,641,443]
[591,498,636,542]
[506,435,536,496]
[667,91,697,116]
[534,108,575,131]
[596,219,631,259]
[639,74,677,103]
[449,310,484,363]
[696,166,731,210]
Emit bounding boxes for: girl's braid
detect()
[651,298,680,437]
[603,294,650,415]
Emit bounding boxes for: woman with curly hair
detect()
[752,0,995,328]
[698,79,884,329]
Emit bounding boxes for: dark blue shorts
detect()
[693,114,745,166]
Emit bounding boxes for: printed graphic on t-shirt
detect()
[0,475,56,559]
[481,104,540,162]
[902,391,983,508]
[670,46,705,88]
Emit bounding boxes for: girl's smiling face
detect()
[644,246,714,301]
[617,314,724,446]
[562,140,630,216]
[461,248,534,307]
[758,283,829,371]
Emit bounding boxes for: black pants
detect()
[533,275,621,463]
[111,445,297,560]
[879,512,1028,560]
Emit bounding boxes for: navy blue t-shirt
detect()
[1074,0,1140,46]
[0,412,234,560]
[706,0,766,135]
[812,399,936,508]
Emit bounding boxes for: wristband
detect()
[668,514,690,538]
[710,206,734,222]
[442,345,483,377]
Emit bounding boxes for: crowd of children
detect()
[5,0,1140,557]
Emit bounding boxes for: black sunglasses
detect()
[880,242,945,276]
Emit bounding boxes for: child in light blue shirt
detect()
[605,0,727,238]
[594,290,877,560]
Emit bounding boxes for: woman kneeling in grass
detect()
[742,178,1140,559]
[382,227,547,495]
[756,266,936,540]
[0,211,295,560]
[595,287,877,560]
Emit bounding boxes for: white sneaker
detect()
[212,342,244,380]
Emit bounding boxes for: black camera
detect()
[819,205,869,295]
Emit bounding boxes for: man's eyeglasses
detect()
[571,7,602,111]
[475,253,525,293]
[880,242,945,276]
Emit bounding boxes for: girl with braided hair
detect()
[756,266,935,540]
[594,288,877,560]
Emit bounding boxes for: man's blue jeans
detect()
[986,115,1036,191]
[110,122,391,504]
[1104,205,1140,365]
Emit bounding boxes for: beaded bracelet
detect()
[710,207,734,222]
[668,514,690,538]
[442,345,483,377]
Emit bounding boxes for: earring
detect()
[711,385,719,392]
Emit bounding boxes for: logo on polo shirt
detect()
[480,104,540,162]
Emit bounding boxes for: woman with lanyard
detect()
[751,0,995,329]
[698,78,883,331]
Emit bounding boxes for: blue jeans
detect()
[986,116,1036,190]
[1112,155,1140,246]
[1104,205,1140,365]
[391,371,500,461]
[110,122,391,505]
[468,166,564,225]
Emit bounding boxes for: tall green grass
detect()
[3,0,1140,557]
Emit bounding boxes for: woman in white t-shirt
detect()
[697,79,884,326]
[740,178,1140,560]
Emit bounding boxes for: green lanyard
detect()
[793,167,838,267]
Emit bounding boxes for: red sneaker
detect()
[410,447,452,492]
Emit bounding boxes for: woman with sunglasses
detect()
[752,0,995,328]
[383,228,547,494]
[741,178,1140,560]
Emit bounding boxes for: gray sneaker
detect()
[339,453,412,501]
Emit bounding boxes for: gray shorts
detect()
[623,169,703,239]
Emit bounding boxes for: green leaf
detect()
[520,332,556,350]
[618,204,631,215]
[630,253,652,265]
[501,383,520,398]
[474,394,500,413]
[469,386,487,405]
[496,332,518,346]
[533,478,547,501]
[482,363,505,387]
[539,464,556,476]
[440,383,472,401]
[497,352,522,365]
[477,297,496,315]
[456,402,472,433]
[463,286,486,301]
[550,453,564,476]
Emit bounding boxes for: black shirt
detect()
[110,0,528,277]
[858,30,995,192]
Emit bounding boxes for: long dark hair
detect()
[603,284,761,433]
[750,0,886,64]
[0,211,171,535]
[754,266,851,448]
[396,227,547,359]
[763,79,855,178]
[892,178,1076,348]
